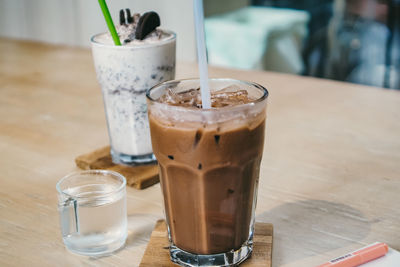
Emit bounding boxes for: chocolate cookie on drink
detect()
[135,11,161,40]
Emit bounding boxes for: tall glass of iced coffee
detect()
[147,79,268,266]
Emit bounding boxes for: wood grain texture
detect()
[75,146,159,189]
[139,220,273,267]
[0,38,399,267]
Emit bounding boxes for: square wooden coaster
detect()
[75,146,159,189]
[139,220,273,267]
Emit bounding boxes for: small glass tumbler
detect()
[56,170,127,256]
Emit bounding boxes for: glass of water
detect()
[56,170,127,256]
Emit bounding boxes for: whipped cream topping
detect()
[94,12,172,46]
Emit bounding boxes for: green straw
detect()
[98,0,121,46]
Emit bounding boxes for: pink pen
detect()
[317,242,389,267]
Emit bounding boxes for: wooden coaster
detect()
[140,220,273,267]
[75,146,159,189]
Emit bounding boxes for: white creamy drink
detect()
[91,10,176,165]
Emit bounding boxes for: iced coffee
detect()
[147,79,268,266]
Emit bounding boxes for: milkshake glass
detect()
[91,31,176,165]
[147,79,268,266]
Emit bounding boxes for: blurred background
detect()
[0,0,399,89]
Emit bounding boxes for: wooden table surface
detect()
[0,38,399,267]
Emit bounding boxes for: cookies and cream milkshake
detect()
[147,79,268,266]
[91,11,176,165]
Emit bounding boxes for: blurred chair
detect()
[252,0,333,76]
[205,7,309,74]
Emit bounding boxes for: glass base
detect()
[64,236,126,257]
[169,241,253,267]
[111,149,157,166]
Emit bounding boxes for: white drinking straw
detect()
[193,0,211,109]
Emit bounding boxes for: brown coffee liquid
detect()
[149,113,266,255]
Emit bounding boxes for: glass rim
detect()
[146,78,269,112]
[90,29,176,49]
[56,170,126,200]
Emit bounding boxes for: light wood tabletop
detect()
[0,38,399,267]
